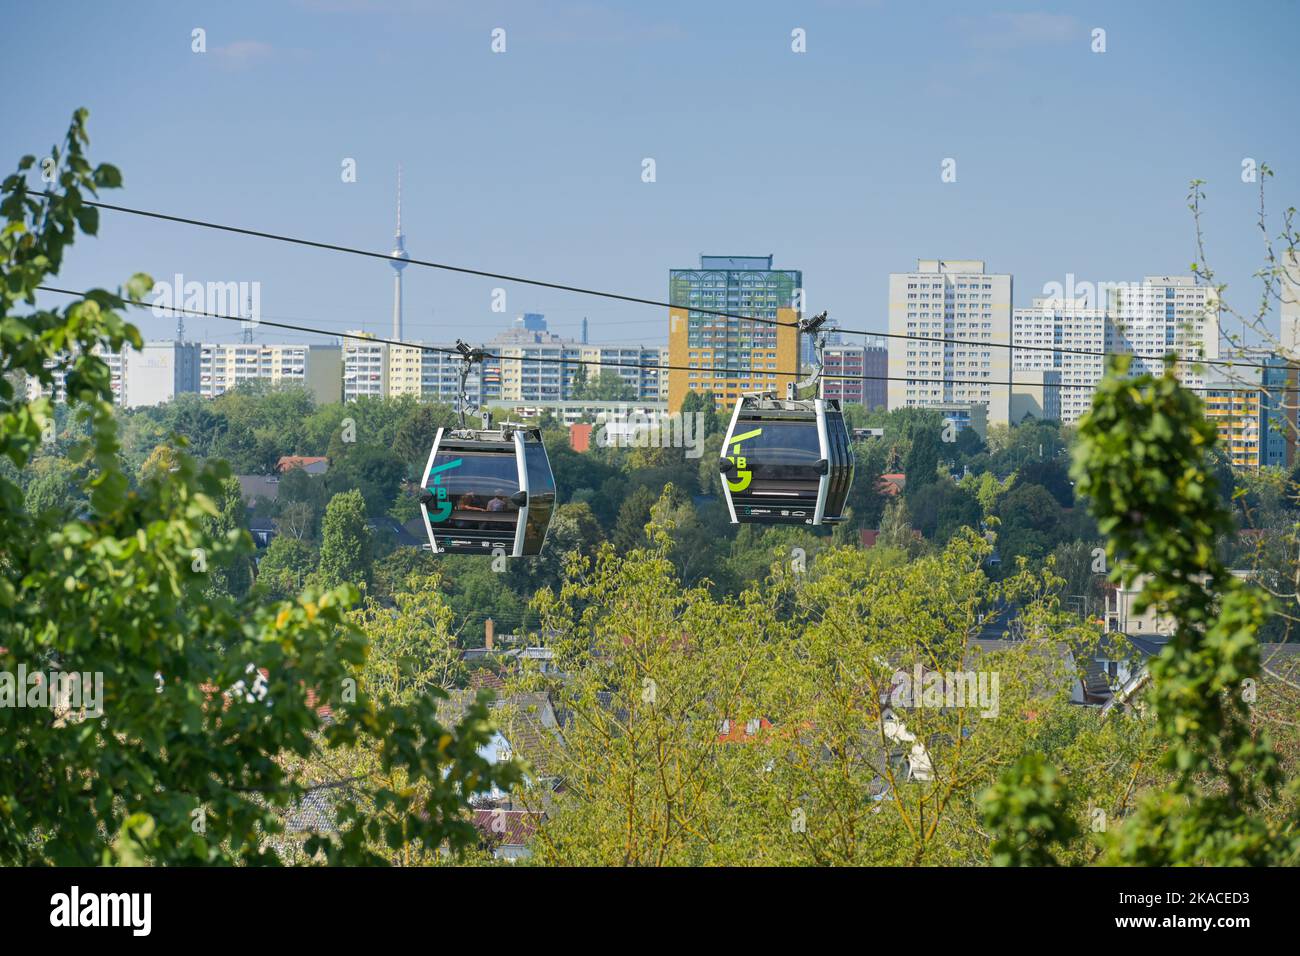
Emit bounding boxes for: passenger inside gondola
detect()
[425,450,519,534]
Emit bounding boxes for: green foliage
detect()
[316,489,372,591]
[978,355,1300,866]
[981,754,1080,866]
[204,475,253,599]
[995,483,1063,568]
[1069,357,1297,865]
[572,368,636,401]
[0,111,515,866]
[254,536,318,601]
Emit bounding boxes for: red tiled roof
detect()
[716,716,772,744]
[276,456,328,473]
[469,670,506,692]
[472,809,542,846]
[877,473,906,496]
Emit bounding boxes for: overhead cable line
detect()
[34,285,1298,395]
[37,191,1289,375]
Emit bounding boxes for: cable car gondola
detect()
[417,342,556,557]
[717,313,854,526]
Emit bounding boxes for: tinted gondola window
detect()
[729,421,822,480]
[425,448,520,535]
[823,409,852,518]
[522,443,555,554]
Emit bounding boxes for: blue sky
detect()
[3,0,1296,347]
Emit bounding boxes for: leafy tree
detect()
[577,369,637,402]
[612,484,658,552]
[995,483,1063,568]
[980,753,1080,866]
[845,438,890,528]
[371,546,440,604]
[275,499,317,542]
[958,469,1013,518]
[517,527,774,865]
[254,536,318,600]
[908,480,981,545]
[22,456,85,517]
[0,111,515,865]
[903,425,943,495]
[138,441,182,482]
[877,498,915,553]
[317,489,371,591]
[680,389,724,437]
[568,361,588,398]
[204,475,254,599]
[1069,358,1299,865]
[1017,458,1074,508]
[328,443,408,517]
[392,402,453,475]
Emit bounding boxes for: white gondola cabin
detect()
[419,425,556,556]
[718,395,853,526]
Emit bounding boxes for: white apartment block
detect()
[199,342,342,404]
[888,259,1012,424]
[497,342,584,402]
[344,336,498,408]
[28,341,201,409]
[578,345,670,401]
[27,344,126,406]
[386,343,424,397]
[1012,298,1106,424]
[1010,278,1220,424]
[413,346,493,409]
[342,333,387,401]
[125,341,201,408]
[1106,276,1219,387]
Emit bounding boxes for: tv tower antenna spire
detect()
[390,163,410,340]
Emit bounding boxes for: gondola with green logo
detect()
[418,342,555,556]
[717,313,853,526]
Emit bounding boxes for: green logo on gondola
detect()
[425,458,463,522]
[725,428,761,492]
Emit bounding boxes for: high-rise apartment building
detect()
[1106,275,1219,388]
[200,343,342,404]
[1011,297,1106,424]
[27,344,126,406]
[1203,377,1263,469]
[496,341,584,402]
[31,340,340,408]
[668,255,801,413]
[578,345,669,402]
[28,344,130,407]
[823,339,887,409]
[124,341,201,408]
[1008,277,1220,425]
[30,341,197,410]
[887,259,1013,423]
[1260,354,1292,469]
[342,334,388,401]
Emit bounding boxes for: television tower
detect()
[390,164,410,340]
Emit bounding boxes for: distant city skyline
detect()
[3,0,1296,351]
